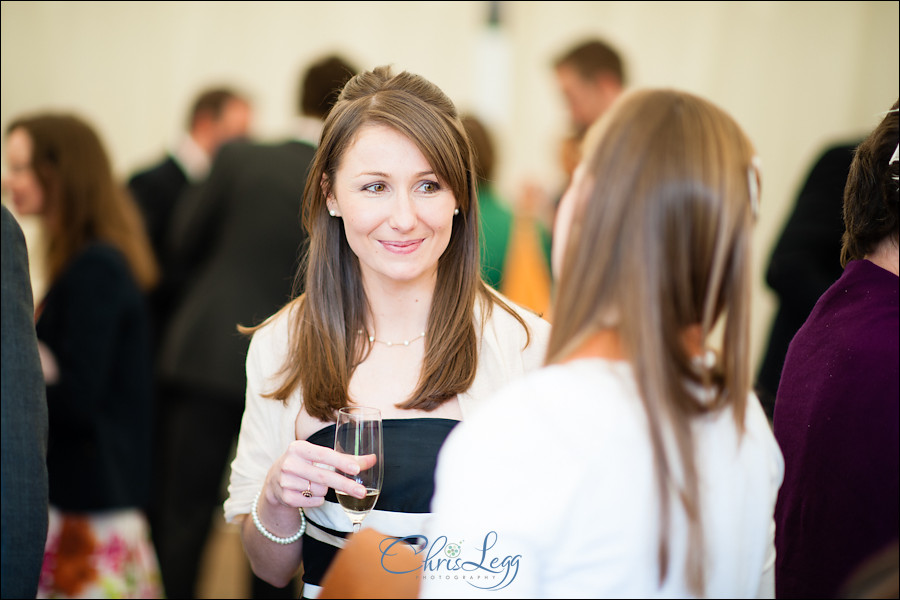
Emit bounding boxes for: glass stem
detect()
[353,522,361,534]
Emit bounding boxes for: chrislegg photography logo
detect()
[378,531,521,591]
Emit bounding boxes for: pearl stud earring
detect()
[329,210,336,217]
[454,208,459,215]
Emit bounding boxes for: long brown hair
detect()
[6,113,158,291]
[547,89,758,595]
[255,66,529,421]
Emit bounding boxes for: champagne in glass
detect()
[334,406,383,532]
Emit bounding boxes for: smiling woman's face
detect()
[326,123,458,290]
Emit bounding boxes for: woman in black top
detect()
[4,113,162,598]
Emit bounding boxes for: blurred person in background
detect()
[1,203,49,599]
[548,37,626,209]
[554,37,626,137]
[773,99,898,599]
[755,139,861,420]
[3,113,162,598]
[152,54,357,599]
[127,85,253,581]
[461,113,552,314]
[461,113,514,291]
[519,37,628,274]
[128,86,252,361]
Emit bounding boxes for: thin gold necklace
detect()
[358,329,426,347]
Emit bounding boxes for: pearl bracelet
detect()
[252,490,306,544]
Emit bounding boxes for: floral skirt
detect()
[38,505,165,599]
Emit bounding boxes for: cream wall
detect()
[2,0,898,374]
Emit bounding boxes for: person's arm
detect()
[0,205,49,598]
[238,441,372,587]
[224,321,373,587]
[752,393,784,599]
[756,444,784,599]
[39,247,132,428]
[757,518,776,598]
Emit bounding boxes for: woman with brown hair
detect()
[223,66,550,597]
[3,113,162,598]
[773,100,899,599]
[420,89,784,597]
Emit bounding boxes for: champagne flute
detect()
[334,406,383,533]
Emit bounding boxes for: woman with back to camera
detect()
[223,65,551,597]
[3,113,163,598]
[773,100,899,599]
[417,89,785,598]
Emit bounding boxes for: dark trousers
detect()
[152,384,299,599]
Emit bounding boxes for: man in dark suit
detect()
[128,87,253,358]
[1,204,49,599]
[152,54,358,599]
[127,88,253,597]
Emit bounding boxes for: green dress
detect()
[478,182,553,290]
[478,183,514,290]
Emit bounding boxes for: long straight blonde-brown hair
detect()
[547,89,758,595]
[257,66,529,422]
[6,113,158,292]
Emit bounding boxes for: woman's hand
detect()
[244,438,379,587]
[37,340,59,384]
[263,439,377,508]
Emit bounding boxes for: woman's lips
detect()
[380,239,424,254]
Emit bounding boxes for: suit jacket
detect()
[1,204,49,599]
[756,141,861,416]
[37,242,154,512]
[158,139,314,400]
[127,156,191,356]
[128,156,189,259]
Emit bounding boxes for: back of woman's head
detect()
[550,88,758,410]
[548,88,759,594]
[841,99,899,266]
[6,113,157,289]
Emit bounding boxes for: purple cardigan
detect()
[773,259,899,598]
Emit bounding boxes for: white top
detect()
[419,358,785,599]
[223,293,551,525]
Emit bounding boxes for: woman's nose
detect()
[388,190,416,231]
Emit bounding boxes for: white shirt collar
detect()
[291,116,324,147]
[170,134,211,183]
